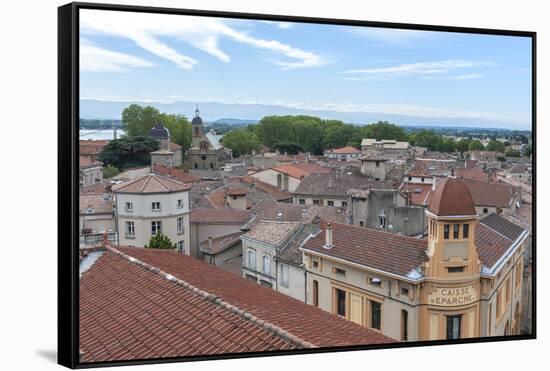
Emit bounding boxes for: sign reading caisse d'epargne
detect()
[428,286,477,306]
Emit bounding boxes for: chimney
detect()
[208,236,213,250]
[324,223,334,248]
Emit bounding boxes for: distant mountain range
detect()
[80,99,528,130]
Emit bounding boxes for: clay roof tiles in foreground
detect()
[80,246,394,362]
[428,177,476,217]
[112,173,190,194]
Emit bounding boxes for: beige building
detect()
[149,123,183,168]
[112,174,190,252]
[79,193,116,247]
[79,155,103,189]
[323,146,362,161]
[301,177,528,341]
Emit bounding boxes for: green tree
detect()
[97,136,159,170]
[221,128,262,157]
[468,140,485,151]
[272,140,304,155]
[121,104,161,137]
[486,140,505,153]
[361,121,409,141]
[410,130,442,151]
[506,149,521,157]
[456,139,471,153]
[160,113,192,151]
[145,233,176,250]
[524,144,532,157]
[102,164,119,179]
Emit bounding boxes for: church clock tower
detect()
[191,105,205,149]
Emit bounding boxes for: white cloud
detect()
[80,41,153,72]
[342,60,488,79]
[80,10,323,70]
[345,26,433,45]
[449,73,483,80]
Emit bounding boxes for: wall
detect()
[190,222,244,258]
[242,238,277,288]
[361,160,386,180]
[250,169,301,192]
[277,261,307,302]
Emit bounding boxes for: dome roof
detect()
[149,123,170,139]
[192,116,203,126]
[428,177,476,217]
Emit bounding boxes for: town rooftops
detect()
[464,179,515,208]
[79,155,103,169]
[190,208,254,224]
[79,193,114,214]
[149,123,170,139]
[112,173,190,194]
[79,139,108,156]
[80,245,393,362]
[205,132,224,150]
[200,231,245,255]
[243,221,302,246]
[226,188,248,196]
[294,170,396,197]
[324,146,361,154]
[428,177,477,217]
[361,150,386,161]
[271,162,331,179]
[361,138,410,149]
[302,221,428,278]
[454,167,489,182]
[152,165,202,183]
[398,183,433,207]
[239,176,292,201]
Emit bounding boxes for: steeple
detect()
[195,104,200,118]
[191,105,205,148]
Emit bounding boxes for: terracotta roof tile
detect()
[240,176,292,201]
[325,146,361,154]
[190,208,254,224]
[464,179,515,208]
[454,167,489,182]
[295,170,396,197]
[79,193,114,214]
[302,221,428,277]
[226,188,248,196]
[243,221,301,246]
[79,155,103,168]
[272,163,330,179]
[200,232,245,255]
[399,183,433,207]
[428,177,476,216]
[112,174,190,194]
[152,165,201,183]
[80,250,299,362]
[111,246,395,348]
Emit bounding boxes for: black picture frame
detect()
[58,2,537,369]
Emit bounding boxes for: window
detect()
[312,259,319,268]
[327,200,334,207]
[463,224,469,239]
[369,277,382,287]
[299,199,305,205]
[400,286,409,297]
[262,255,271,275]
[151,221,162,235]
[379,214,386,229]
[370,301,381,330]
[447,266,465,273]
[359,221,364,227]
[125,202,133,212]
[247,249,256,270]
[277,173,283,189]
[408,176,412,181]
[313,199,320,205]
[280,264,289,287]
[453,224,459,239]
[375,161,380,168]
[421,177,425,182]
[177,240,184,252]
[312,280,319,307]
[401,310,408,341]
[332,267,346,276]
[341,201,348,207]
[177,217,184,234]
[446,315,461,339]
[335,288,346,316]
[483,208,489,214]
[177,199,184,209]
[444,224,450,239]
[152,202,161,211]
[125,221,135,238]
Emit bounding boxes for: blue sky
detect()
[80,9,532,128]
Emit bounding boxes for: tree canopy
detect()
[221,128,262,157]
[486,140,506,153]
[145,233,176,250]
[121,104,192,150]
[97,136,159,170]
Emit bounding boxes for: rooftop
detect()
[79,193,114,214]
[200,231,245,255]
[398,183,433,207]
[270,162,331,179]
[79,155,103,169]
[190,208,255,224]
[428,177,477,217]
[80,245,394,362]
[112,173,190,194]
[325,146,361,154]
[243,221,302,246]
[464,179,515,208]
[454,167,489,183]
[149,123,170,139]
[152,165,202,183]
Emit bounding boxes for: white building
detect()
[112,174,190,253]
[79,155,103,188]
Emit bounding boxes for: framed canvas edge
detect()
[57,2,537,369]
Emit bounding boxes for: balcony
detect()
[79,232,117,248]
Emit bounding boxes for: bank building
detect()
[301,177,528,341]
[185,106,233,170]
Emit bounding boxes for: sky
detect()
[80,9,533,128]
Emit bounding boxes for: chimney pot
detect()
[324,223,334,248]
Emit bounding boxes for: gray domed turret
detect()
[191,105,205,148]
[149,123,170,139]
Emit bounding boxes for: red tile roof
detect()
[428,177,476,217]
[79,140,108,156]
[399,183,433,207]
[79,155,103,168]
[272,162,330,179]
[325,146,361,154]
[79,193,114,214]
[112,174,190,194]
[80,249,298,362]
[190,208,254,224]
[464,179,515,208]
[111,246,395,348]
[240,176,292,201]
[302,221,428,277]
[454,167,489,182]
[226,188,248,196]
[200,231,245,255]
[152,165,201,183]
